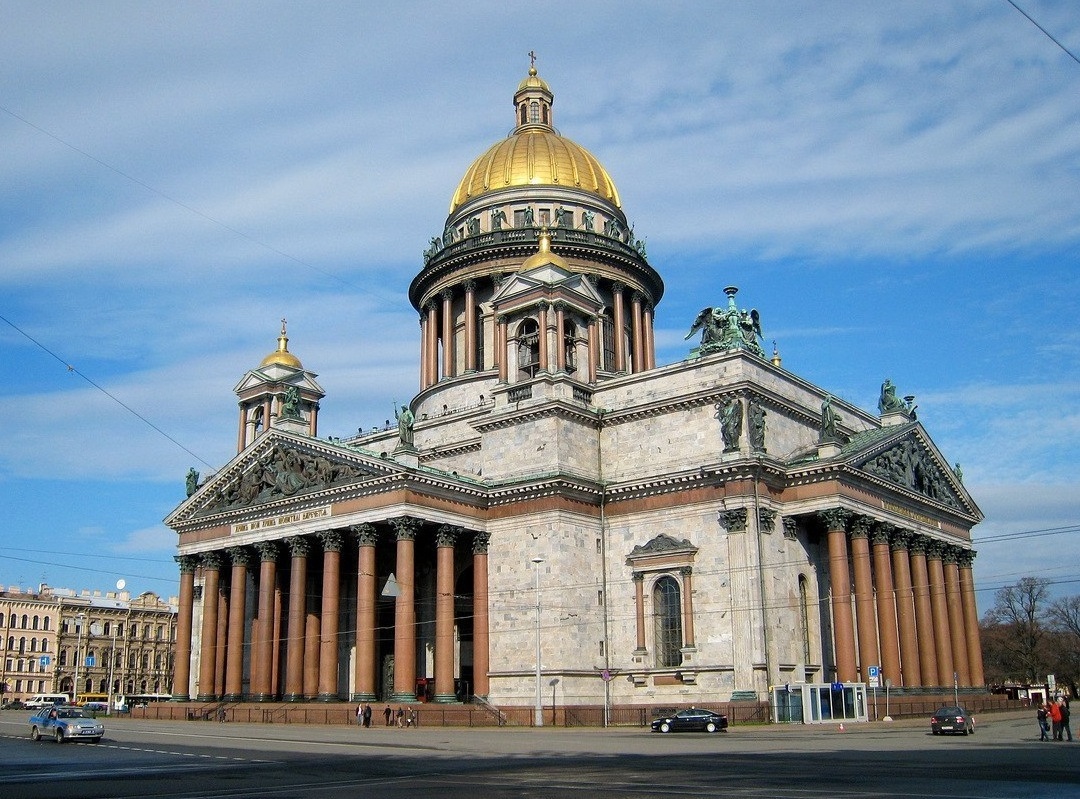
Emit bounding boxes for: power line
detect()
[0,313,215,469]
[1006,0,1080,67]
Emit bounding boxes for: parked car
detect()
[930,706,975,735]
[29,705,105,743]
[81,701,110,714]
[651,708,729,733]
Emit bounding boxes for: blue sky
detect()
[1,2,1078,613]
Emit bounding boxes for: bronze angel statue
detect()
[685,286,764,357]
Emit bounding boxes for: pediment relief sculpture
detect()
[199,444,366,516]
[857,437,961,509]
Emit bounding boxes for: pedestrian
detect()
[356,703,363,726]
[384,704,392,727]
[1050,698,1064,741]
[396,706,405,728]
[1037,703,1050,741]
[1059,699,1072,742]
[363,704,372,728]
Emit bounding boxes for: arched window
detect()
[18,636,27,654]
[529,101,539,123]
[59,649,68,667]
[42,617,50,630]
[103,621,110,636]
[519,103,527,126]
[517,319,540,379]
[29,638,37,652]
[130,623,138,639]
[653,576,683,668]
[32,615,40,630]
[0,613,5,627]
[40,639,48,652]
[21,614,29,629]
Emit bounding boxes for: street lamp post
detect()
[72,614,86,704]
[532,557,544,727]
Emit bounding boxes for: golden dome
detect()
[449,63,621,213]
[260,320,302,369]
[450,129,621,213]
[521,228,569,270]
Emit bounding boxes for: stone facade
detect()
[168,65,984,710]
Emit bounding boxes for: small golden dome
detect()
[516,65,551,93]
[521,228,569,270]
[260,319,303,369]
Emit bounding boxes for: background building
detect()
[0,584,177,706]
[169,66,984,711]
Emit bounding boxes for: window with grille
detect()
[653,576,683,668]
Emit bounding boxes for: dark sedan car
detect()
[930,706,975,735]
[651,708,728,733]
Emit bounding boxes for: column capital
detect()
[175,554,199,574]
[925,539,945,560]
[435,524,460,548]
[391,515,420,541]
[818,508,850,532]
[889,528,912,550]
[631,290,645,304]
[849,516,873,539]
[462,278,476,292]
[351,523,379,547]
[611,281,626,293]
[440,287,453,301]
[956,548,976,568]
[757,507,777,533]
[870,522,892,545]
[285,536,311,558]
[632,572,645,583]
[941,544,962,565]
[226,545,253,566]
[907,534,930,555]
[253,540,279,562]
[317,529,344,553]
[471,531,491,554]
[719,508,747,533]
[679,566,693,577]
[201,551,225,570]
[782,517,798,540]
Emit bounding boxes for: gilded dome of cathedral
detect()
[448,65,621,213]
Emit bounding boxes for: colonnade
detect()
[417,277,656,390]
[171,518,490,703]
[820,509,984,689]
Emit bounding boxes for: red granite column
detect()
[943,547,971,686]
[497,315,508,383]
[224,546,250,701]
[643,303,656,370]
[821,509,856,683]
[441,289,454,379]
[927,541,955,687]
[554,302,567,372]
[171,556,197,701]
[303,574,320,700]
[849,518,879,682]
[317,530,343,701]
[464,279,477,373]
[537,302,550,373]
[889,531,921,687]
[214,588,228,697]
[283,537,310,702]
[434,525,459,703]
[391,517,419,701]
[418,313,428,390]
[425,303,439,388]
[958,550,985,687]
[196,552,223,701]
[909,536,938,686]
[633,573,646,653]
[612,283,626,373]
[352,524,378,701]
[871,523,901,688]
[630,291,644,373]
[472,532,491,698]
[587,315,599,383]
[252,541,278,701]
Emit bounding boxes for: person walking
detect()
[356,703,363,726]
[1059,699,1072,742]
[1049,698,1064,741]
[363,704,373,728]
[396,706,405,728]
[1037,703,1050,741]
[384,704,392,727]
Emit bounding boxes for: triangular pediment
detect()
[168,431,395,524]
[491,264,604,309]
[848,425,977,516]
[233,367,324,395]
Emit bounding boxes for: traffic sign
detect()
[84,655,96,668]
[39,655,51,668]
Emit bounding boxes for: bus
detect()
[115,693,171,711]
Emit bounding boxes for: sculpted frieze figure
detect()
[861,438,960,509]
[878,378,906,414]
[491,208,507,231]
[748,400,767,453]
[819,395,843,443]
[185,467,199,497]
[716,397,743,452]
[281,385,301,419]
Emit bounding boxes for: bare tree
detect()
[1046,595,1080,697]
[983,577,1052,684]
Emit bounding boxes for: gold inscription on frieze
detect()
[881,501,940,529]
[232,506,331,535]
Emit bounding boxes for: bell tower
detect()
[233,320,325,451]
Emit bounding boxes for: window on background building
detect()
[6,636,12,650]
[653,576,683,668]
[128,653,136,669]
[27,659,35,673]
[116,623,123,637]
[18,637,26,654]
[21,615,28,629]
[40,640,48,652]
[58,649,67,667]
[0,613,5,627]
[32,615,39,630]
[29,638,36,653]
[142,654,149,669]
[103,621,110,636]
[157,625,163,641]
[42,617,50,630]
[130,624,137,639]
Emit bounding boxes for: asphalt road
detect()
[0,708,1074,799]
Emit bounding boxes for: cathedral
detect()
[168,64,984,717]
